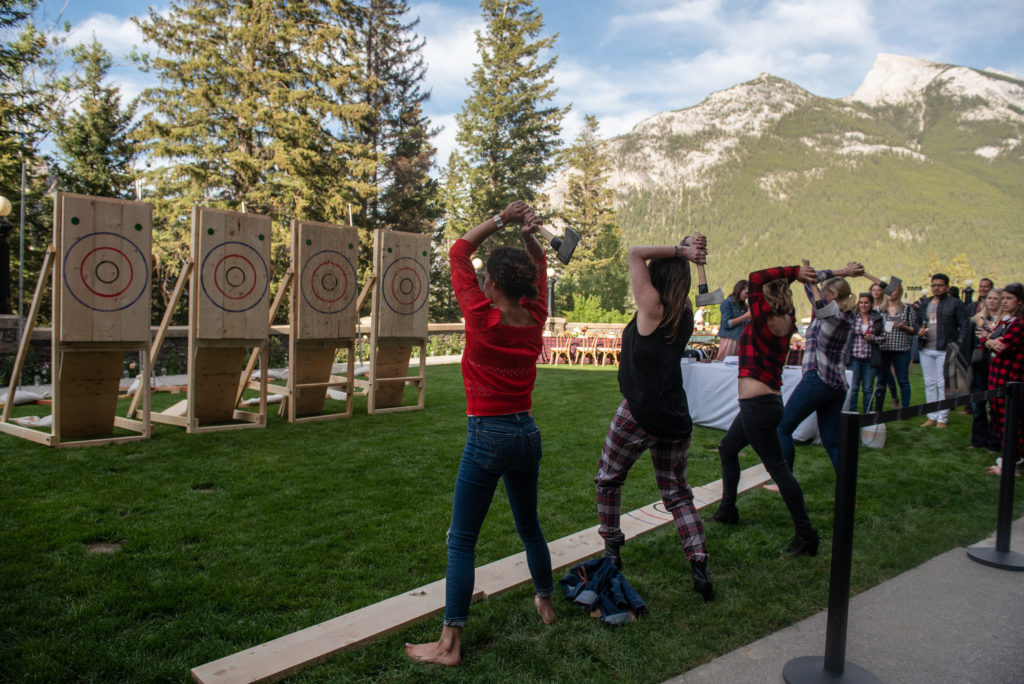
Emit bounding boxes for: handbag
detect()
[860,390,886,448]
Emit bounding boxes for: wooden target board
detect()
[293,220,359,340]
[58,194,152,344]
[374,230,430,339]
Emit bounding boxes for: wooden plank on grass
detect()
[191,464,770,684]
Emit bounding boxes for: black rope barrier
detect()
[783,382,1023,683]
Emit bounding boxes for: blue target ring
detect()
[381,256,428,316]
[63,231,149,313]
[200,241,269,313]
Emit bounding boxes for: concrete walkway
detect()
[668,518,1024,684]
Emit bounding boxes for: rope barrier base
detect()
[966,547,1024,571]
[783,655,882,684]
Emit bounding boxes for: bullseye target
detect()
[301,250,356,315]
[381,257,428,316]
[199,241,270,313]
[63,231,149,312]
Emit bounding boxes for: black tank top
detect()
[617,311,693,439]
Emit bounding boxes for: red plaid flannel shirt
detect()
[738,266,799,390]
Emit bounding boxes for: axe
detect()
[535,224,580,265]
[693,261,724,306]
[863,272,901,296]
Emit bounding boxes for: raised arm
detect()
[630,234,706,332]
[461,200,535,248]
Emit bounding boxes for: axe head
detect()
[883,276,901,296]
[549,227,580,265]
[695,287,724,306]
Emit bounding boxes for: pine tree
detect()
[557,115,628,313]
[133,0,373,321]
[455,0,567,251]
[429,151,472,322]
[54,39,137,199]
[0,1,64,322]
[347,0,439,234]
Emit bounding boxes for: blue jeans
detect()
[445,413,553,627]
[848,357,878,413]
[878,349,912,408]
[778,370,846,473]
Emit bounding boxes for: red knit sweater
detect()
[450,238,547,416]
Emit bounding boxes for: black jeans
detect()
[718,393,815,535]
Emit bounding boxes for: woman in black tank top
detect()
[593,233,714,602]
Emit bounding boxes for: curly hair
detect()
[648,256,692,343]
[762,278,794,317]
[485,247,538,300]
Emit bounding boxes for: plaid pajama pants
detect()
[594,400,707,562]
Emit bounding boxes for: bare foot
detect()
[534,594,556,624]
[405,640,461,666]
[405,625,462,666]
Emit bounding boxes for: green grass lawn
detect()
[0,363,1018,683]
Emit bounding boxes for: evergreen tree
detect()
[54,38,137,198]
[133,0,373,321]
[0,1,64,322]
[429,151,471,322]
[455,0,567,252]
[347,0,439,235]
[557,114,628,313]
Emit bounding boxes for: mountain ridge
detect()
[547,53,1024,298]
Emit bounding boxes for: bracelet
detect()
[674,244,679,258]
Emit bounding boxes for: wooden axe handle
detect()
[695,261,709,294]
[535,224,556,242]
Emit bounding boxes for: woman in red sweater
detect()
[406,201,554,666]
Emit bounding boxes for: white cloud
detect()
[65,13,147,57]
[414,2,480,107]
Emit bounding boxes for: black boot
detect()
[604,539,623,569]
[710,505,738,524]
[783,529,819,557]
[690,559,714,602]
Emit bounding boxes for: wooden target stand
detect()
[353,229,431,414]
[0,193,153,447]
[236,220,361,423]
[131,207,271,433]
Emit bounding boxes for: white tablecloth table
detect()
[680,360,853,443]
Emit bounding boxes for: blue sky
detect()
[33,0,1024,165]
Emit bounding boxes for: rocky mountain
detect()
[549,53,1024,298]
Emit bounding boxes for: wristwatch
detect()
[492,213,504,229]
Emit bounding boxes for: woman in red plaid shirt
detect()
[710,262,822,556]
[981,283,1024,475]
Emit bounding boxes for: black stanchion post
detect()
[783,411,881,684]
[967,382,1024,570]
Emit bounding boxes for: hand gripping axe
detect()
[535,224,580,265]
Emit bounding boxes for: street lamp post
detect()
[546,267,557,317]
[0,196,12,315]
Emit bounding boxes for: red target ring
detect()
[381,256,428,316]
[199,241,269,313]
[300,250,356,315]
[213,253,258,300]
[62,232,149,313]
[79,246,134,298]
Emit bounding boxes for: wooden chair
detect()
[596,333,621,366]
[550,333,575,365]
[576,335,600,365]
